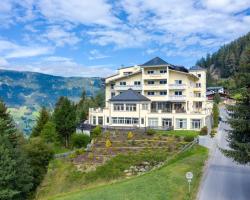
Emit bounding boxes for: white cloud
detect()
[0,58,9,66]
[89,49,110,60]
[42,25,80,47]
[0,56,115,77]
[37,0,119,27]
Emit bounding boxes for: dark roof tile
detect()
[110,89,150,102]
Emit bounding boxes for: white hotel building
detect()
[89,57,212,130]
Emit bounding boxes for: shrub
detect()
[105,139,112,148]
[210,129,216,138]
[200,126,208,135]
[71,133,90,148]
[127,131,134,139]
[184,135,195,142]
[90,125,102,138]
[213,103,219,128]
[146,129,156,136]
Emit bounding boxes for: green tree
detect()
[40,121,58,144]
[53,97,76,147]
[213,93,221,104]
[90,125,102,138]
[212,103,219,128]
[31,107,50,137]
[94,91,105,107]
[71,133,90,148]
[24,138,54,190]
[0,102,33,200]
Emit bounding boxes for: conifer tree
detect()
[31,107,50,137]
[53,97,76,147]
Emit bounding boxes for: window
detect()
[160,80,167,84]
[160,69,167,74]
[142,103,148,110]
[147,70,154,74]
[98,117,103,125]
[93,116,96,125]
[160,91,167,95]
[147,91,155,96]
[120,81,126,86]
[123,72,132,75]
[148,118,158,127]
[147,80,155,85]
[198,74,201,78]
[112,117,138,124]
[196,83,201,88]
[194,92,201,97]
[126,104,136,111]
[134,81,141,85]
[113,103,124,111]
[174,91,182,96]
[107,117,109,123]
[191,119,201,129]
[111,83,115,89]
[111,92,115,97]
[175,80,182,84]
[162,118,172,128]
[141,118,144,124]
[176,119,187,129]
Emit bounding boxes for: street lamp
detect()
[186,171,193,193]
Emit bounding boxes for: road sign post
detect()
[186,172,193,193]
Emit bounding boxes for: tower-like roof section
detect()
[110,89,150,102]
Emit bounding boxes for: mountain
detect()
[196,32,250,85]
[0,69,104,135]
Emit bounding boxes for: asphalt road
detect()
[198,107,250,200]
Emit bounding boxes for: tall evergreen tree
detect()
[0,101,33,199]
[31,107,50,137]
[53,97,76,147]
[223,46,250,164]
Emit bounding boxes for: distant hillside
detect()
[0,69,104,107]
[0,69,104,135]
[196,32,250,85]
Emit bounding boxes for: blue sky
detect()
[0,0,250,77]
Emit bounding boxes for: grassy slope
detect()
[157,130,199,137]
[44,145,207,200]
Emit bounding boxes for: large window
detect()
[148,118,158,127]
[147,80,155,85]
[113,103,124,111]
[160,69,167,74]
[176,119,187,129]
[147,70,154,74]
[174,91,182,96]
[112,117,139,125]
[191,119,201,129]
[134,81,141,85]
[93,116,96,125]
[126,104,136,111]
[160,91,167,95]
[142,103,148,110]
[160,80,167,84]
[120,81,126,85]
[162,118,172,128]
[196,83,201,88]
[147,91,155,96]
[98,117,103,125]
[175,80,182,84]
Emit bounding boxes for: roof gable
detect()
[141,57,169,66]
[110,89,150,102]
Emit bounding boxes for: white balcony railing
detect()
[114,85,142,90]
[168,95,186,101]
[168,84,186,89]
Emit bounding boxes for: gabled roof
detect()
[110,89,150,102]
[169,65,189,73]
[141,57,169,66]
[189,66,206,71]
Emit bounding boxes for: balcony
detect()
[144,84,167,90]
[168,95,186,101]
[114,85,142,91]
[169,84,186,90]
[143,73,167,80]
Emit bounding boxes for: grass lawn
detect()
[42,145,207,200]
[157,130,200,138]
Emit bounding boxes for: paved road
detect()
[198,107,250,200]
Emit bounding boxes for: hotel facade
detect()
[89,57,212,130]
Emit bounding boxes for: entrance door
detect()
[162,118,172,128]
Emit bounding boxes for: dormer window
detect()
[175,80,182,84]
[198,74,201,78]
[123,72,132,75]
